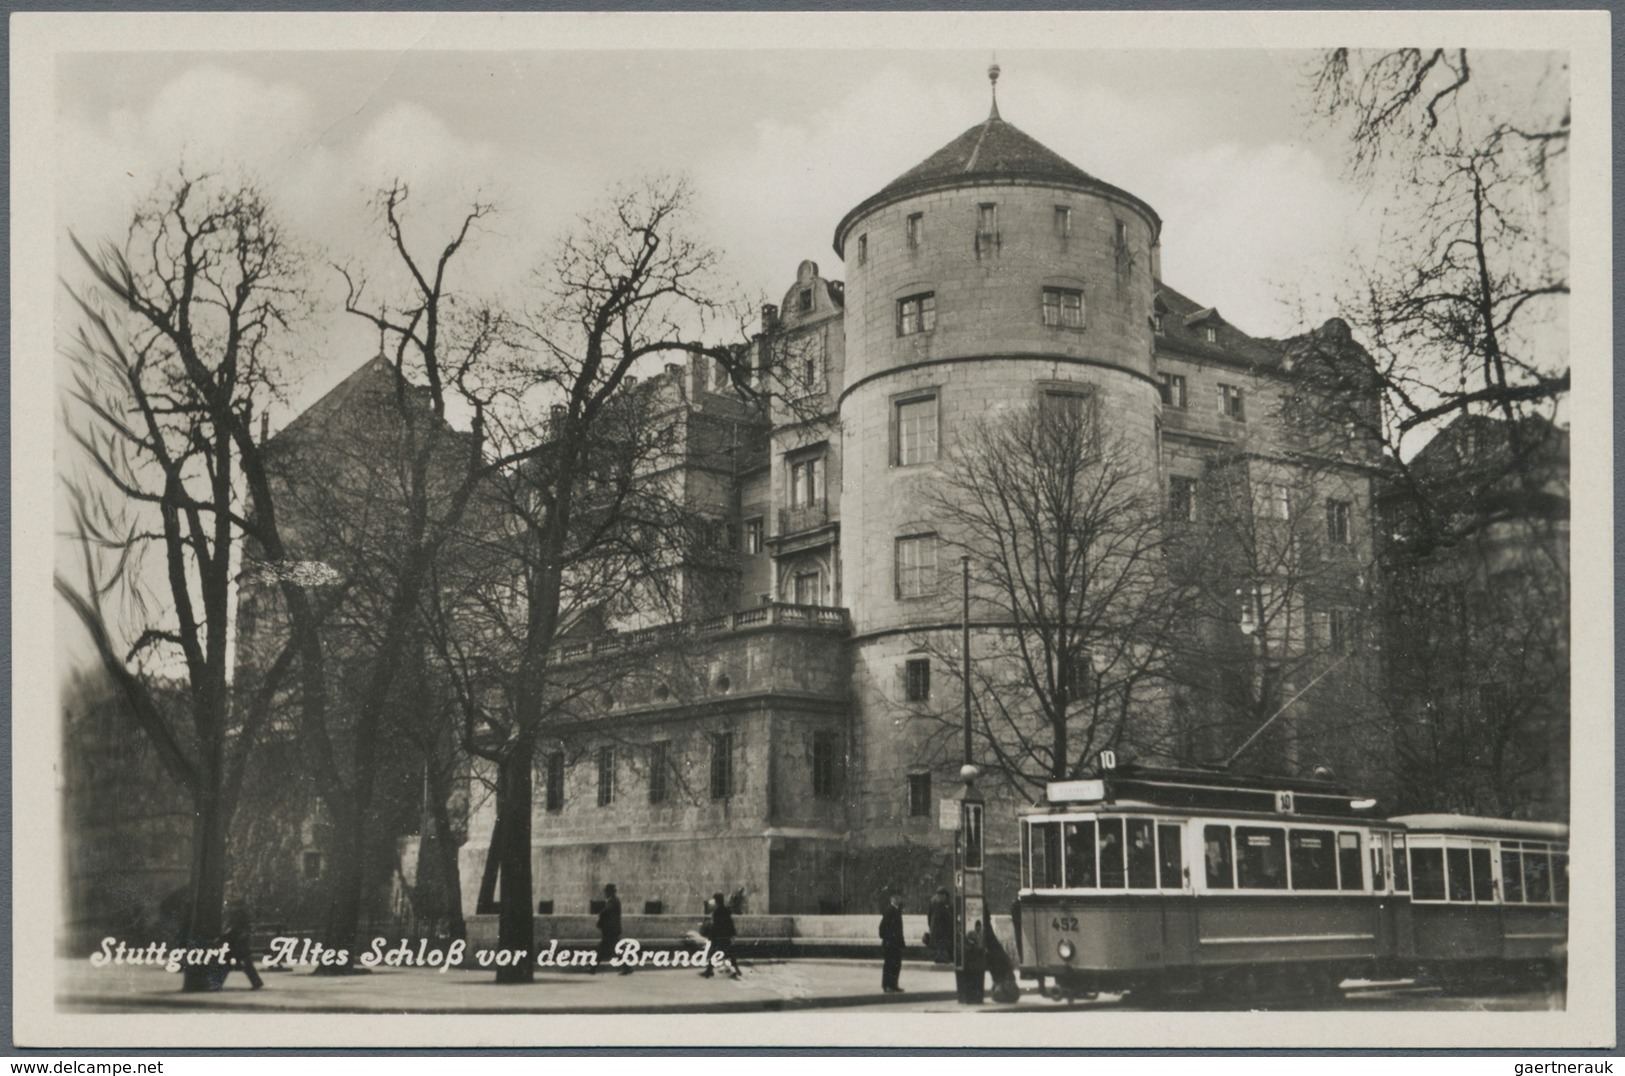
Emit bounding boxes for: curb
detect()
[56,988,964,1016]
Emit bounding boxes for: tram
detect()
[1011,758,1568,1002]
[1391,813,1568,985]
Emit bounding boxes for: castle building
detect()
[445,84,1386,918]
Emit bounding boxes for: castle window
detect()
[1169,476,1197,523]
[976,203,999,257]
[1040,388,1091,425]
[1219,383,1246,421]
[1041,287,1084,329]
[1153,314,1165,335]
[745,517,764,555]
[905,657,931,702]
[812,730,840,799]
[1054,205,1072,238]
[1326,499,1352,545]
[648,741,671,805]
[857,234,868,265]
[790,454,823,507]
[545,751,565,812]
[596,746,615,807]
[1158,372,1186,409]
[897,292,936,336]
[709,732,735,800]
[793,570,822,605]
[1316,608,1352,653]
[908,772,932,818]
[893,393,939,465]
[906,212,924,248]
[895,533,938,599]
[1114,219,1128,246]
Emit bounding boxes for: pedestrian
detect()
[221,900,264,990]
[596,883,631,974]
[699,891,741,979]
[879,891,905,993]
[926,887,954,964]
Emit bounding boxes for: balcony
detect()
[779,500,830,536]
[549,602,850,667]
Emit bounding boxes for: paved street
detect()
[58,958,1563,1015]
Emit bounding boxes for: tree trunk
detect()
[426,766,467,940]
[180,782,230,992]
[316,800,367,973]
[493,736,536,983]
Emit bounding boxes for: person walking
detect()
[596,883,631,974]
[927,887,954,964]
[220,900,264,990]
[879,891,905,993]
[699,891,741,979]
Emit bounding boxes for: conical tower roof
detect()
[834,104,1159,257]
[879,112,1100,196]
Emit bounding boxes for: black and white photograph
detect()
[13,9,1613,1050]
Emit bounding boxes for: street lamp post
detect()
[953,554,986,1004]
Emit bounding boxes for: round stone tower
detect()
[831,82,1165,852]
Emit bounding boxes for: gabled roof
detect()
[1153,282,1284,370]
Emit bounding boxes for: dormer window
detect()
[1153,314,1165,335]
[798,287,813,313]
[1203,325,1217,344]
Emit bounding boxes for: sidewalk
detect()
[56,957,965,1014]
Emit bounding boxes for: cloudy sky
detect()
[53,37,1412,419]
[34,13,1586,675]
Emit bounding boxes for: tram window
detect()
[1523,846,1552,903]
[1501,848,1524,903]
[1470,846,1494,902]
[1098,818,1126,888]
[1338,833,1364,891]
[1553,848,1568,904]
[1393,834,1409,891]
[1157,824,1183,889]
[1126,819,1157,888]
[1410,847,1445,901]
[1288,829,1338,890]
[1031,822,1063,888]
[1236,827,1288,890]
[1370,842,1385,891]
[1204,825,1234,889]
[1063,821,1097,888]
[1445,847,1473,902]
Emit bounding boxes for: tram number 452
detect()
[1050,916,1078,932]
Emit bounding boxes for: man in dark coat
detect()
[879,892,905,992]
[926,887,954,964]
[699,891,741,979]
[596,884,630,974]
[220,901,264,990]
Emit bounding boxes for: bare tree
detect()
[1310,49,1568,465]
[458,176,748,982]
[56,171,315,989]
[916,398,1187,797]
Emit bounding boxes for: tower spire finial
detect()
[987,58,1001,120]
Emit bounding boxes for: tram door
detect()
[1157,822,1196,965]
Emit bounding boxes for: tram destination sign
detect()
[1045,779,1106,804]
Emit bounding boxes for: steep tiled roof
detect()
[834,107,1160,257]
[877,114,1100,197]
[1154,282,1285,370]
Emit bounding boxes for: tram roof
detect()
[1039,764,1383,821]
[1391,814,1569,841]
